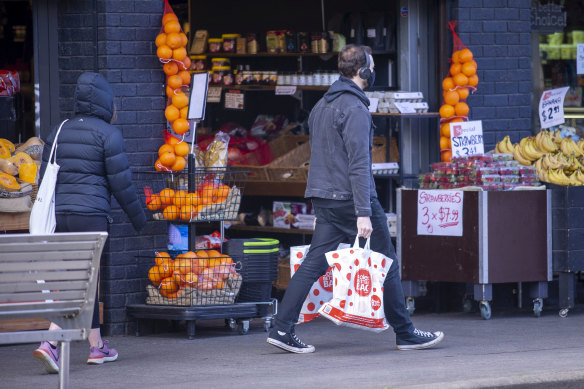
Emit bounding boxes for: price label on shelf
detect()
[539,86,569,129]
[275,86,297,95]
[224,90,244,110]
[207,87,222,103]
[577,44,584,75]
[450,120,484,158]
[417,190,463,236]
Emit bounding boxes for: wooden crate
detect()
[274,258,291,290]
[267,142,310,182]
[269,134,309,160]
[229,165,269,182]
[372,136,387,163]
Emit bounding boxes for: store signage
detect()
[400,7,408,17]
[577,44,584,75]
[275,86,297,95]
[539,86,569,128]
[187,72,209,120]
[224,90,244,110]
[417,190,463,237]
[531,1,566,33]
[207,87,222,103]
[450,120,484,158]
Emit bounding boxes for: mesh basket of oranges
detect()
[145,250,243,306]
[137,167,246,222]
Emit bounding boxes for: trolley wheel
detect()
[226,318,237,331]
[406,297,415,316]
[559,308,569,318]
[532,298,543,318]
[263,317,273,332]
[480,301,492,320]
[238,320,250,335]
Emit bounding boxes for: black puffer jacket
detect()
[40,72,146,231]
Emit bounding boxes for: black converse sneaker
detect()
[267,329,315,353]
[396,328,444,350]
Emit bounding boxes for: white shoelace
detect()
[413,328,434,338]
[291,333,308,347]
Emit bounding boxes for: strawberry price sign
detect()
[417,190,463,236]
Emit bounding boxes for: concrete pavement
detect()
[1,308,584,389]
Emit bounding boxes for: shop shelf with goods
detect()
[127,165,278,339]
[397,188,552,320]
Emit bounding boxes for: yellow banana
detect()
[520,138,540,161]
[541,132,558,153]
[539,168,549,183]
[501,136,514,154]
[575,169,584,185]
[513,143,532,166]
[534,157,543,172]
[560,137,577,156]
[553,129,563,145]
[528,138,544,159]
[569,138,582,157]
[534,132,546,153]
[577,139,584,155]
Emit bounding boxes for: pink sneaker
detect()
[87,340,118,365]
[32,341,60,374]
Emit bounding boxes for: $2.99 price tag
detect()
[417,190,463,236]
[539,86,569,129]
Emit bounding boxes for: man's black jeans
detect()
[274,198,414,337]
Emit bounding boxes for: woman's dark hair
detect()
[338,44,372,78]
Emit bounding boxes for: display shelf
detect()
[219,85,329,91]
[194,50,395,58]
[371,112,440,117]
[228,224,313,235]
[243,180,306,197]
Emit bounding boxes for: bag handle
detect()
[352,236,371,251]
[48,119,68,164]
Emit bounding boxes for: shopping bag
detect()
[318,237,393,332]
[29,120,68,235]
[290,242,349,324]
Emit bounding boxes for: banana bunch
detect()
[559,137,583,157]
[534,130,558,153]
[545,168,584,186]
[494,136,515,154]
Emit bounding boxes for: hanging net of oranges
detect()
[155,0,192,172]
[439,21,479,162]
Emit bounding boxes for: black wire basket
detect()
[136,168,246,222]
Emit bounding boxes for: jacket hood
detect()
[73,72,114,122]
[324,75,370,107]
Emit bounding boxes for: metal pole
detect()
[321,0,325,31]
[59,341,70,389]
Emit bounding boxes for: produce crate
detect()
[269,134,309,160]
[372,136,387,163]
[229,165,269,182]
[136,168,246,222]
[267,141,310,182]
[274,257,291,290]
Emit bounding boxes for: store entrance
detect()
[0,0,35,143]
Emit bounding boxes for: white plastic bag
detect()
[29,119,68,235]
[318,237,393,332]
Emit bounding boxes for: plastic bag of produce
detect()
[318,237,392,333]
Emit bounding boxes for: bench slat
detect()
[0,232,104,244]
[0,240,100,253]
[0,290,87,303]
[0,301,83,315]
[0,260,91,272]
[0,270,91,283]
[0,251,94,262]
[0,281,88,293]
[0,329,87,344]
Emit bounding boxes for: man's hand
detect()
[357,216,373,238]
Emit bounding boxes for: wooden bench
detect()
[0,232,108,389]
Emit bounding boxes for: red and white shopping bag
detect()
[318,237,393,332]
[290,243,349,324]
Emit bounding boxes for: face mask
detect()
[365,70,376,90]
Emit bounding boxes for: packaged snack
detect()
[499,166,520,175]
[204,132,230,168]
[221,34,240,52]
[208,38,223,53]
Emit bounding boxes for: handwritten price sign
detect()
[539,86,569,129]
[417,190,464,236]
[450,120,484,158]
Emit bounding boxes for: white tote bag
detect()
[29,119,68,235]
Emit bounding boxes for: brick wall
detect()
[58,0,167,335]
[449,0,534,150]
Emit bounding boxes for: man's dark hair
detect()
[338,44,372,78]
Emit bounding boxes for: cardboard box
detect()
[273,201,308,228]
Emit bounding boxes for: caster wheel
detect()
[264,318,272,332]
[238,320,250,335]
[480,301,491,320]
[226,318,237,330]
[406,297,415,316]
[559,308,569,318]
[532,298,543,318]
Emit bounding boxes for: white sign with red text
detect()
[539,86,569,128]
[417,190,464,236]
[450,120,484,158]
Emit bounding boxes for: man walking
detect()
[267,45,444,353]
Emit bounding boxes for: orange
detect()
[180,57,191,70]
[442,77,455,91]
[172,118,189,135]
[212,184,230,203]
[155,251,172,266]
[453,73,469,87]
[178,70,191,86]
[162,12,178,25]
[147,194,162,211]
[195,250,209,258]
[470,60,478,70]
[213,280,225,290]
[165,32,182,49]
[172,92,189,108]
[159,277,180,297]
[163,61,178,76]
[148,266,164,286]
[182,272,198,288]
[179,33,188,47]
[186,193,201,207]
[167,74,183,89]
[451,50,461,64]
[468,74,479,87]
[166,136,180,146]
[173,190,188,207]
[454,102,469,117]
[164,20,181,34]
[155,33,167,47]
[461,62,477,77]
[179,204,196,221]
[157,45,172,60]
[170,155,186,171]
[457,87,470,100]
[449,63,462,76]
[155,261,174,279]
[174,141,189,156]
[166,85,178,98]
[443,90,460,106]
[441,150,452,162]
[440,136,451,150]
[174,257,194,275]
[159,151,176,167]
[172,47,187,61]
[162,205,179,221]
[158,143,174,157]
[439,104,455,119]
[450,117,464,123]
[159,188,176,205]
[458,48,473,63]
[155,158,167,171]
[207,249,221,258]
[180,106,189,119]
[165,105,180,122]
[207,257,223,268]
[440,122,451,138]
[219,254,233,265]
